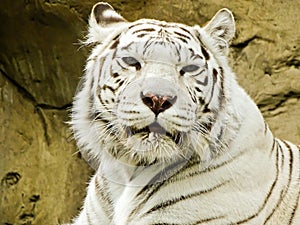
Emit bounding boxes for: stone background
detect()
[0,0,299,224]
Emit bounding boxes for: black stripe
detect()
[269,138,276,156]
[289,189,300,224]
[112,72,120,78]
[218,67,225,108]
[262,140,294,224]
[200,45,210,60]
[98,56,106,81]
[132,28,156,34]
[113,34,121,40]
[195,86,202,93]
[176,25,193,37]
[189,215,225,225]
[137,33,147,38]
[200,118,214,133]
[173,31,191,40]
[170,149,247,183]
[187,48,204,62]
[98,91,107,107]
[174,31,191,40]
[89,110,109,123]
[136,159,188,197]
[207,68,218,105]
[215,126,224,147]
[176,36,188,43]
[102,84,115,93]
[121,117,149,122]
[129,22,193,37]
[174,41,182,62]
[284,141,299,225]
[89,76,95,91]
[149,158,188,186]
[129,21,162,29]
[289,153,300,224]
[231,141,280,224]
[197,96,206,106]
[117,80,124,89]
[118,109,140,114]
[150,223,179,225]
[150,223,181,225]
[173,114,190,121]
[196,76,208,86]
[116,59,127,70]
[196,68,220,134]
[97,55,116,111]
[143,180,230,216]
[143,38,153,55]
[96,89,113,121]
[110,38,119,49]
[264,121,268,135]
[127,159,188,220]
[86,210,93,224]
[278,140,284,171]
[121,41,135,51]
[192,69,206,78]
[161,118,191,129]
[94,177,113,219]
[189,89,197,103]
[150,215,224,225]
[88,94,110,124]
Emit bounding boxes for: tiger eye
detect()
[121,57,141,70]
[180,65,200,75]
[182,65,200,73]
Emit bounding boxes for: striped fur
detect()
[67,2,300,225]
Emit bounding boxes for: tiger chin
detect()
[66,2,300,225]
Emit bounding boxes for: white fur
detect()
[65,3,300,225]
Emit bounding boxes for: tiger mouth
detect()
[126,122,182,145]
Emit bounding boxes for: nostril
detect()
[161,97,176,110]
[142,95,155,109]
[140,92,177,116]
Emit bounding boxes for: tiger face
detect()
[72,3,236,166]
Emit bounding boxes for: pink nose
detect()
[141,92,177,116]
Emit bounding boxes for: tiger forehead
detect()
[127,20,195,41]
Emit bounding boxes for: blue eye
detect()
[122,57,141,70]
[180,65,200,75]
[185,65,200,72]
[122,57,138,65]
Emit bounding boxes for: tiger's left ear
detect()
[203,8,235,54]
[86,2,128,44]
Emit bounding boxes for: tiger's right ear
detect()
[86,2,127,44]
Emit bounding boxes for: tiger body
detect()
[68,2,300,225]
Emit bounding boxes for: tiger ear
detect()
[203,8,235,54]
[86,2,127,43]
[92,2,126,26]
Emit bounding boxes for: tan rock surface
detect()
[0,0,299,224]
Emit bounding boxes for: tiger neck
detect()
[211,83,274,163]
[98,149,189,187]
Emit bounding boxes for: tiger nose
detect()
[141,92,177,116]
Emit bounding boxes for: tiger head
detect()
[71,2,236,166]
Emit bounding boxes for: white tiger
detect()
[67,2,300,225]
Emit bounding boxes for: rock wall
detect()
[0,0,299,224]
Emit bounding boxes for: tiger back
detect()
[67,2,300,225]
